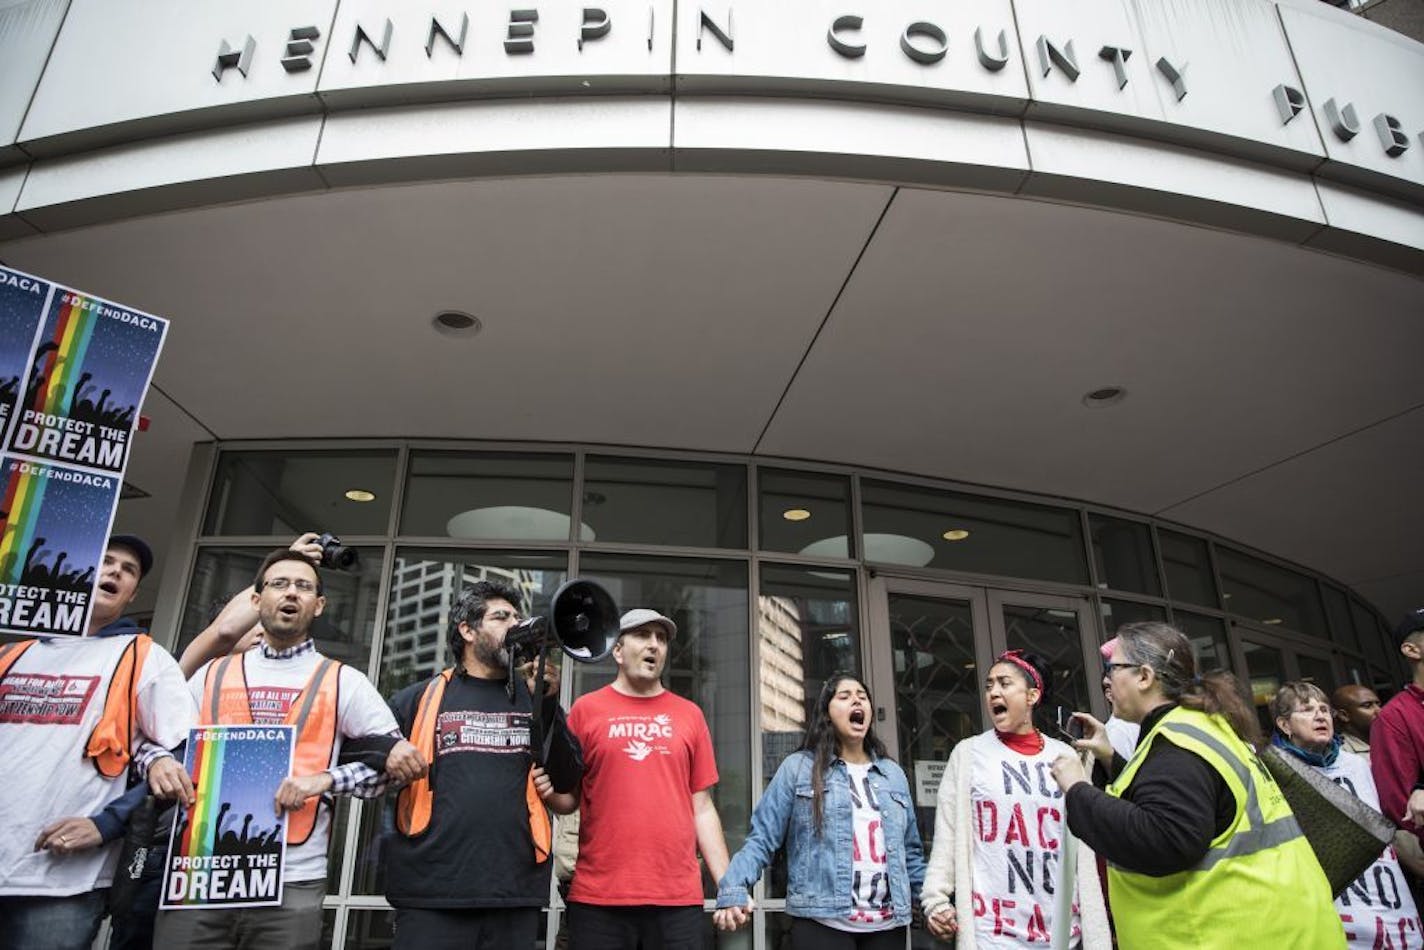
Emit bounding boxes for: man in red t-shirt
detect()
[563,608,731,949]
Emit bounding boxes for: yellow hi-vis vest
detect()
[1106,706,1345,950]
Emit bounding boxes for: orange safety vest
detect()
[0,634,152,778]
[200,651,341,845]
[395,668,552,863]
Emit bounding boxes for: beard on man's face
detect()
[472,631,509,671]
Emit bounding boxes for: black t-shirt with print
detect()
[383,671,575,908]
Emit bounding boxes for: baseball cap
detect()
[619,608,677,639]
[1396,607,1424,644]
[108,534,154,579]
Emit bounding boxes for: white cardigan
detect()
[920,731,1112,950]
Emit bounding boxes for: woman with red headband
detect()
[920,650,1110,948]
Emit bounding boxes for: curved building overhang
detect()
[0,0,1420,620]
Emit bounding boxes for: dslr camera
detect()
[315,532,360,572]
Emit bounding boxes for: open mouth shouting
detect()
[97,579,120,598]
[847,706,867,730]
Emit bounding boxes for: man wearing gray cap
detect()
[563,608,731,949]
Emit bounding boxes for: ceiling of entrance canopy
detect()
[0,173,1419,622]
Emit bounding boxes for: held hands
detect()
[384,739,428,785]
[148,755,196,806]
[274,772,334,816]
[713,898,754,932]
[34,817,102,856]
[926,906,959,941]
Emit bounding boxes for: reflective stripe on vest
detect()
[1155,721,1305,870]
[0,635,150,778]
[396,668,552,863]
[1105,706,1345,950]
[200,652,341,845]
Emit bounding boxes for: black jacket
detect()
[1065,703,1237,876]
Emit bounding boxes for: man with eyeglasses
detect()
[154,547,414,950]
[381,579,582,950]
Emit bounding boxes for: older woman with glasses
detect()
[1048,622,1344,950]
[1271,680,1422,949]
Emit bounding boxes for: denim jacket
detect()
[716,750,926,924]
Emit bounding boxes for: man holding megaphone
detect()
[382,580,585,950]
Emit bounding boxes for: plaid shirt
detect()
[259,639,394,797]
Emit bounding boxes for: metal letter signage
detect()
[505,9,539,54]
[427,13,469,57]
[698,9,733,53]
[974,26,1009,72]
[1272,84,1306,125]
[1374,113,1411,157]
[212,35,255,82]
[580,8,612,51]
[1098,46,1132,91]
[1036,36,1080,82]
[1155,56,1188,101]
[1324,98,1360,141]
[828,15,866,60]
[184,4,1424,172]
[281,26,320,73]
[349,19,393,63]
[900,22,947,66]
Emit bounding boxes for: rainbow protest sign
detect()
[8,286,166,475]
[0,267,48,447]
[162,725,294,910]
[0,456,117,635]
[0,265,167,638]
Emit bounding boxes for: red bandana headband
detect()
[997,650,1044,696]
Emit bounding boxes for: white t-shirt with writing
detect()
[0,635,194,896]
[820,761,898,933]
[1318,751,1423,949]
[969,733,1081,948]
[188,647,397,883]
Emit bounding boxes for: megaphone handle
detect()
[528,643,549,767]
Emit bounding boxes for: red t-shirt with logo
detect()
[566,684,719,905]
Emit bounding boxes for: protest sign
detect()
[0,267,168,638]
[0,267,50,448]
[7,285,167,475]
[162,725,294,911]
[0,456,118,636]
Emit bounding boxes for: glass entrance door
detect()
[866,580,1096,949]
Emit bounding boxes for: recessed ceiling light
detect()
[344,489,376,502]
[963,662,976,670]
[783,508,812,522]
[942,529,970,541]
[1262,618,1283,625]
[432,310,482,337]
[1082,386,1126,408]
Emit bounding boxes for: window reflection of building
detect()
[757,595,806,733]
[380,558,546,694]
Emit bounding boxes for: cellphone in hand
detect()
[1056,706,1084,741]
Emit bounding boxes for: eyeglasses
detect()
[1102,662,1141,677]
[264,577,317,593]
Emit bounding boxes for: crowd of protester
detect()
[2,527,1421,949]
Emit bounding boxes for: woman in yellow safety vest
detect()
[1047,621,1345,950]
